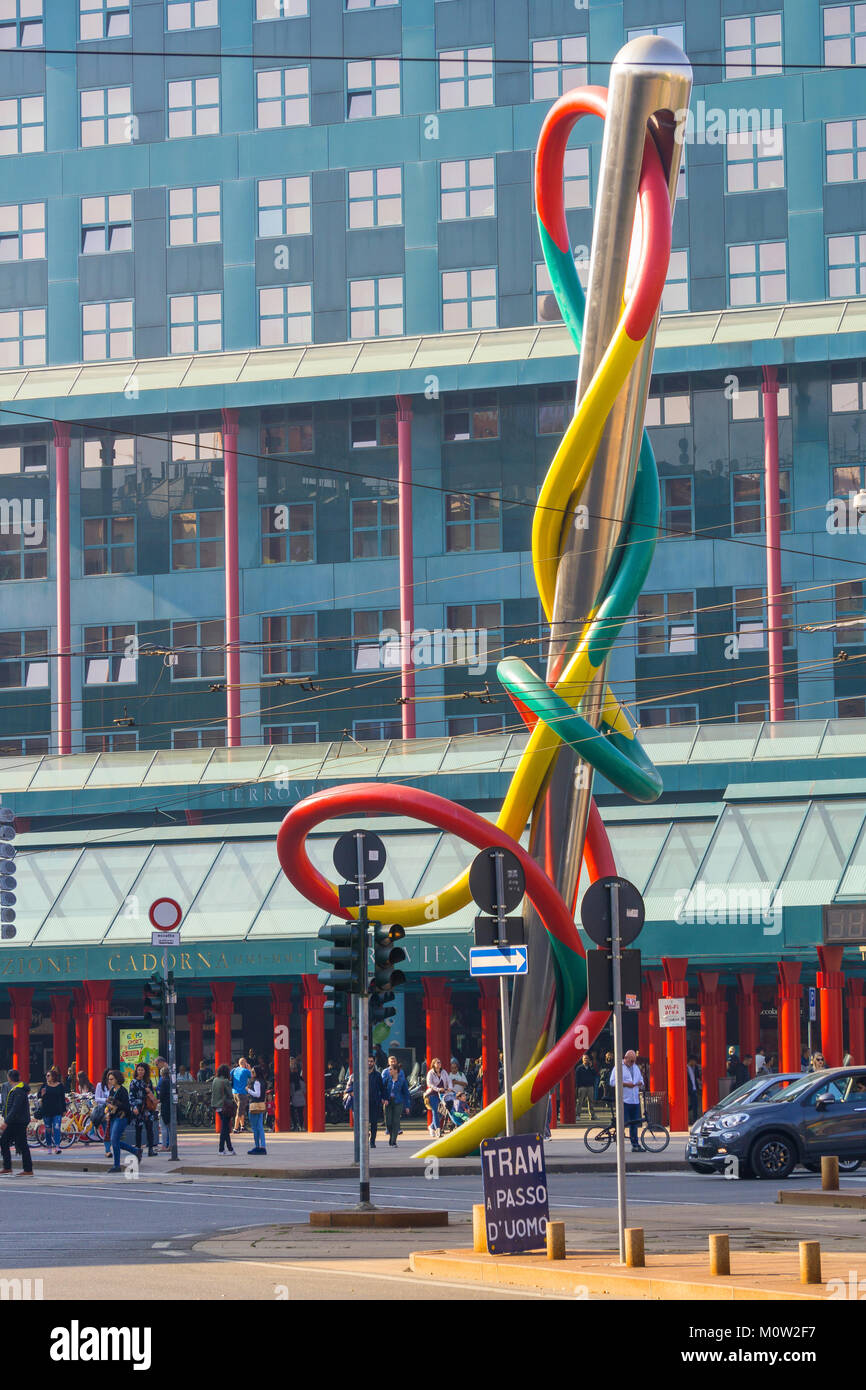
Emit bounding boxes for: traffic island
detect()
[777,1189,866,1210]
[310,1209,449,1229]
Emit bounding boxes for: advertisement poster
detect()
[118,1028,160,1084]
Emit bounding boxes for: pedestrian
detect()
[755,1048,767,1074]
[176,1065,193,1081]
[449,1057,468,1105]
[424,1057,450,1137]
[601,1051,615,1117]
[231,1056,252,1134]
[686,1054,700,1122]
[76,1072,93,1096]
[210,1064,235,1154]
[104,1069,139,1172]
[246,1064,268,1155]
[265,1088,276,1131]
[726,1046,747,1087]
[766,1053,778,1073]
[289,1058,306,1131]
[810,1052,827,1072]
[843,1052,854,1066]
[91,1069,111,1154]
[0,1068,33,1177]
[367,1056,386,1148]
[611,1049,645,1153]
[38,1067,67,1155]
[342,1069,354,1123]
[196,1059,213,1083]
[381,1054,410,1147]
[157,1065,171,1151]
[66,1062,77,1091]
[129,1062,158,1157]
[575,1053,597,1120]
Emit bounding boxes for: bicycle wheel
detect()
[640,1122,670,1153]
[584,1125,613,1154]
[58,1118,76,1148]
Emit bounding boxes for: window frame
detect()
[438,46,493,110]
[439,157,495,221]
[444,490,502,554]
[82,514,136,576]
[170,507,225,571]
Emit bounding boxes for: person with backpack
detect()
[0,1068,33,1177]
[104,1070,138,1172]
[210,1064,235,1154]
[129,1062,158,1157]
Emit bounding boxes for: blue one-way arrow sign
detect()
[469,945,529,977]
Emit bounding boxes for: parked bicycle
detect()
[583,1093,670,1154]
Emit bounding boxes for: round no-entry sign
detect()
[149,897,183,931]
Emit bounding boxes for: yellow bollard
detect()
[822,1156,840,1191]
[546,1220,566,1260]
[799,1240,822,1285]
[709,1233,730,1276]
[472,1204,488,1253]
[625,1227,645,1268]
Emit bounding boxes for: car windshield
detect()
[717,1076,769,1107]
[769,1073,825,1102]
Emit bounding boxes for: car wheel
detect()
[751,1132,796,1180]
[839,1158,862,1173]
[687,1160,715,1175]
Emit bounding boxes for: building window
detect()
[84,730,138,752]
[443,390,498,441]
[728,240,787,305]
[439,158,494,220]
[261,404,313,455]
[0,439,48,473]
[729,375,790,419]
[83,515,135,575]
[348,167,402,228]
[0,0,43,47]
[83,436,135,469]
[349,277,403,338]
[736,700,796,721]
[0,202,45,261]
[346,0,398,8]
[263,614,316,675]
[0,308,46,367]
[80,87,132,146]
[258,285,312,346]
[445,491,501,552]
[662,249,690,312]
[537,383,571,435]
[724,12,782,77]
[255,0,307,17]
[446,601,504,665]
[830,371,866,412]
[0,95,44,154]
[346,58,400,119]
[448,714,505,737]
[442,267,497,331]
[81,194,132,254]
[353,608,399,671]
[82,300,133,360]
[169,292,222,353]
[835,580,866,642]
[350,398,397,448]
[261,502,314,564]
[170,509,224,570]
[80,0,129,40]
[531,36,587,100]
[824,3,866,65]
[0,510,47,580]
[644,377,691,426]
[637,592,696,657]
[838,697,866,717]
[832,461,866,497]
[733,585,794,650]
[168,77,220,138]
[828,233,866,297]
[826,119,866,182]
[172,726,226,749]
[562,146,591,209]
[256,66,309,128]
[439,47,493,108]
[257,176,310,237]
[0,735,48,756]
[628,22,685,45]
[166,0,218,29]
[353,719,401,741]
[731,470,791,534]
[171,619,224,680]
[83,624,137,684]
[351,497,397,559]
[660,476,693,538]
[535,263,564,323]
[0,629,48,688]
[168,186,220,246]
[726,128,785,192]
[262,722,318,743]
[639,704,698,728]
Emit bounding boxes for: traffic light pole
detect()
[355,832,371,1208]
[163,947,179,1163]
[610,880,627,1264]
[494,851,515,1138]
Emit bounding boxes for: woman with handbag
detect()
[246,1064,268,1155]
[104,1070,138,1172]
[37,1067,67,1154]
[129,1062,158,1157]
[210,1064,235,1154]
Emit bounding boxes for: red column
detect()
[817,944,845,1067]
[846,978,865,1065]
[776,960,802,1074]
[479,979,499,1107]
[738,971,759,1065]
[395,394,415,739]
[54,421,72,753]
[422,977,451,1069]
[211,982,234,1069]
[644,970,666,1093]
[50,994,71,1078]
[221,407,241,747]
[72,987,87,1075]
[762,365,784,722]
[270,982,292,1134]
[697,971,724,1111]
[9,986,33,1079]
[84,981,112,1083]
[186,997,206,1074]
[662,958,689,1132]
[301,974,326,1132]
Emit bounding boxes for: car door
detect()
[831,1073,866,1155]
[799,1076,854,1156]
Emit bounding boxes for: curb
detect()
[778,1189,866,1209]
[23,1156,685,1180]
[310,1208,449,1228]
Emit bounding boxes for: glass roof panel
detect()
[246,866,327,939]
[643,820,717,919]
[838,300,866,334]
[0,756,42,791]
[835,816,866,898]
[378,737,448,777]
[180,841,282,939]
[10,848,83,945]
[352,338,421,372]
[181,353,249,387]
[73,362,138,395]
[29,754,99,790]
[142,749,215,785]
[103,842,221,942]
[294,343,362,377]
[34,845,150,944]
[14,367,81,399]
[637,724,698,764]
[378,832,439,900]
[0,370,27,398]
[777,303,843,335]
[500,731,530,773]
[439,733,511,774]
[120,357,191,390]
[198,747,271,784]
[317,741,389,778]
[412,333,477,368]
[818,718,866,759]
[781,800,866,906]
[656,312,720,347]
[85,750,157,788]
[237,347,304,382]
[690,722,760,763]
[259,743,331,781]
[698,803,808,890]
[470,328,539,363]
[605,823,671,894]
[528,324,573,358]
[713,307,783,343]
[753,719,828,760]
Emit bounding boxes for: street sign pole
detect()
[355,831,371,1208]
[164,945,179,1162]
[610,879,627,1264]
[351,994,360,1165]
[494,851,515,1138]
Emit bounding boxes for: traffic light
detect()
[0,810,16,941]
[317,919,366,1006]
[143,974,164,1028]
[372,922,406,992]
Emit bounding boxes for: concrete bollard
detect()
[822,1156,840,1191]
[472,1204,488,1253]
[546,1220,566,1260]
[799,1240,822,1285]
[625,1227,645,1268]
[709,1233,730,1276]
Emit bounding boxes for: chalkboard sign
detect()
[480,1133,550,1255]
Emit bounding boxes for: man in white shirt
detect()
[611,1049,645,1152]
[754,1050,766,1075]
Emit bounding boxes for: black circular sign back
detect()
[333,829,387,883]
[468,846,526,916]
[580,875,645,946]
